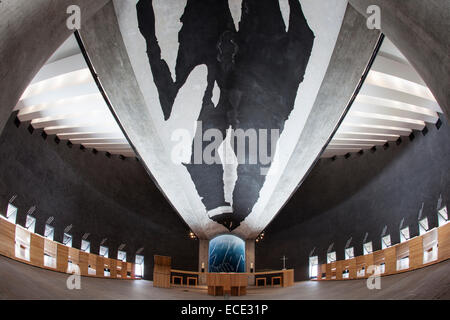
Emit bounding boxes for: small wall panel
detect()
[110,259,117,278]
[409,236,423,269]
[365,253,374,269]
[0,218,15,258]
[68,247,79,265]
[383,247,396,274]
[345,258,357,279]
[56,244,68,273]
[96,256,104,277]
[438,223,450,261]
[283,269,294,287]
[396,242,409,259]
[30,233,44,267]
[153,255,171,288]
[121,261,127,278]
[325,263,332,280]
[79,251,89,276]
[373,251,385,266]
[335,261,343,280]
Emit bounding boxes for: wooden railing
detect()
[0,216,139,279]
[254,269,294,287]
[315,222,450,280]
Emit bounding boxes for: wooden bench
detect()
[256,277,266,287]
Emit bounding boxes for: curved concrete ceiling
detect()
[76,0,381,239]
[322,38,443,158]
[14,35,136,158]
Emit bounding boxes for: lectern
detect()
[153,255,171,288]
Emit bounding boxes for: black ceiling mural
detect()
[137,0,314,231]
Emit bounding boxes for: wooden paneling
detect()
[30,233,44,267]
[396,242,409,259]
[110,259,117,278]
[356,255,365,277]
[384,247,396,274]
[207,273,248,296]
[96,255,104,277]
[153,255,171,288]
[325,263,332,280]
[365,253,374,269]
[335,261,343,280]
[0,218,15,258]
[345,258,357,279]
[409,237,423,269]
[56,244,68,273]
[79,251,89,276]
[373,251,385,267]
[120,261,127,278]
[282,269,294,287]
[0,217,137,280]
[68,247,79,265]
[438,223,450,261]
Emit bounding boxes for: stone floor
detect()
[0,255,449,300]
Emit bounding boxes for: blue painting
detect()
[208,235,245,273]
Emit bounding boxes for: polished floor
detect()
[0,255,449,300]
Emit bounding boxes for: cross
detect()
[280,255,288,270]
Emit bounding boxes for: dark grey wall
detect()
[0,113,198,280]
[256,116,450,281]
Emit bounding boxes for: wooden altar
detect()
[207,273,248,296]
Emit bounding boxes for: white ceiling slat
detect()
[331,138,387,145]
[20,69,92,101]
[353,97,439,123]
[93,148,134,153]
[70,138,128,145]
[359,83,441,112]
[334,132,399,141]
[337,124,411,136]
[365,71,435,102]
[45,124,123,135]
[371,55,426,86]
[327,144,374,149]
[17,94,106,122]
[82,143,131,149]
[57,132,125,140]
[15,82,99,111]
[346,112,425,131]
[31,110,114,129]
[30,54,87,85]
[377,38,408,64]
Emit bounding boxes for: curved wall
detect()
[0,114,198,280]
[256,116,450,281]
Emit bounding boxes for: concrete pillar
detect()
[349,0,450,119]
[0,0,110,135]
[245,240,255,285]
[198,239,209,285]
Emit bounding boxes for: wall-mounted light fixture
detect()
[189,231,197,240]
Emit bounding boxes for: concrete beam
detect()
[348,0,450,120]
[79,2,220,239]
[242,5,381,238]
[0,0,110,134]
